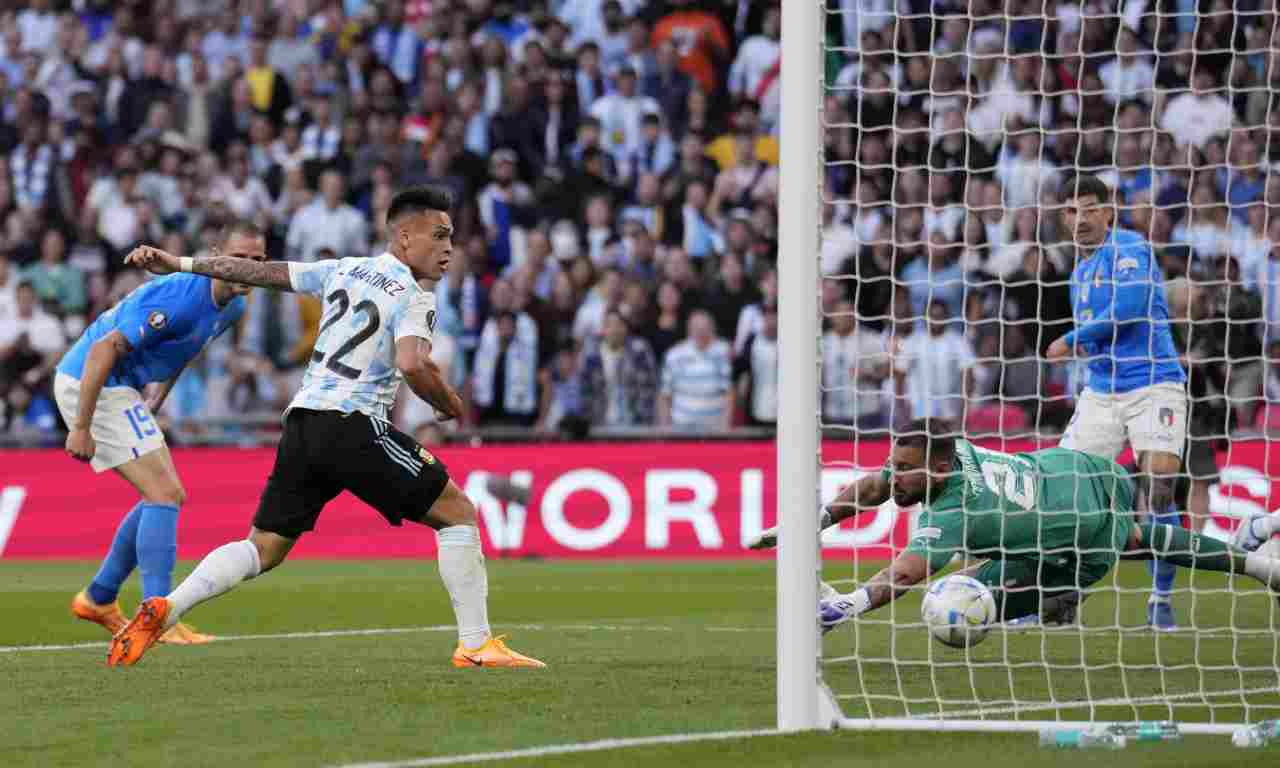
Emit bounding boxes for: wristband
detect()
[818,509,833,530]
[179,256,194,273]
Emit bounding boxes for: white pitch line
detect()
[0,623,772,655]
[329,729,782,768]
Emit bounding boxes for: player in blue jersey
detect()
[1044,173,1189,629]
[55,222,266,645]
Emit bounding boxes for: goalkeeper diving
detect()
[750,419,1280,630]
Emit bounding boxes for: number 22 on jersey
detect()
[313,288,382,379]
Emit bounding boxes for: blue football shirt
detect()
[57,274,245,391]
[1059,228,1185,394]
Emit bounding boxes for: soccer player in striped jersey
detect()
[109,186,543,669]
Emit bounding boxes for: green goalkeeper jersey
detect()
[896,441,1136,573]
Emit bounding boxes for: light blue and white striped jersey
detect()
[286,253,436,422]
[660,338,732,428]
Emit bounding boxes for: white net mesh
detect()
[818,0,1280,727]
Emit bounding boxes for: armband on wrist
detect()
[179,256,194,273]
[818,510,833,530]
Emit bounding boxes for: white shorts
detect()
[54,373,166,473]
[1059,382,1187,460]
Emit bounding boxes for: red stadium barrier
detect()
[1,439,1276,559]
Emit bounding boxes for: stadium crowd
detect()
[2,0,1280,447]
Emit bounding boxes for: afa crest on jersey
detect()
[1159,407,1176,427]
[147,311,167,330]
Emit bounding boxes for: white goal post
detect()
[777,0,1280,738]
[777,0,828,734]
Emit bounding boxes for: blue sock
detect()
[87,502,145,605]
[135,503,180,599]
[1150,505,1182,600]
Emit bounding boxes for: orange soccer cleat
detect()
[451,635,546,668]
[106,597,172,667]
[70,591,128,635]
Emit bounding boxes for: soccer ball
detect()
[921,575,997,649]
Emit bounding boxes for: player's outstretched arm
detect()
[396,337,464,420]
[747,472,891,549]
[125,246,294,291]
[855,551,929,614]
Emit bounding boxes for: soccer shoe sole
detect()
[70,591,128,635]
[159,623,216,645]
[107,597,172,667]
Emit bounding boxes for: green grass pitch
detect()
[1,559,1277,767]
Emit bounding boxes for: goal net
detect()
[778,0,1280,736]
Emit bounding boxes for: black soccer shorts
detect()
[253,408,451,539]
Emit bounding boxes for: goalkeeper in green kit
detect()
[751,420,1280,630]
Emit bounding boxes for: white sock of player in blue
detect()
[164,540,262,629]
[437,525,491,650]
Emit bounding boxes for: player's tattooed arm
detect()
[126,246,295,291]
[825,473,891,525]
[191,258,294,291]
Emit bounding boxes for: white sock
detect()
[1244,552,1280,592]
[437,525,491,650]
[165,540,261,629]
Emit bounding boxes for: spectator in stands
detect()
[658,309,733,430]
[90,166,151,263]
[214,147,274,229]
[1160,68,1235,149]
[478,148,535,273]
[1203,255,1265,428]
[996,129,1061,209]
[21,228,84,320]
[734,301,777,427]
[702,251,758,340]
[901,229,965,319]
[644,279,684,365]
[894,298,976,423]
[579,309,658,428]
[473,310,540,428]
[735,268,777,356]
[285,168,367,262]
[1173,181,1235,262]
[11,109,70,215]
[823,299,890,430]
[573,265,623,344]
[1099,27,1155,105]
[642,40,692,137]
[1002,245,1072,357]
[590,63,660,178]
[0,281,65,401]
